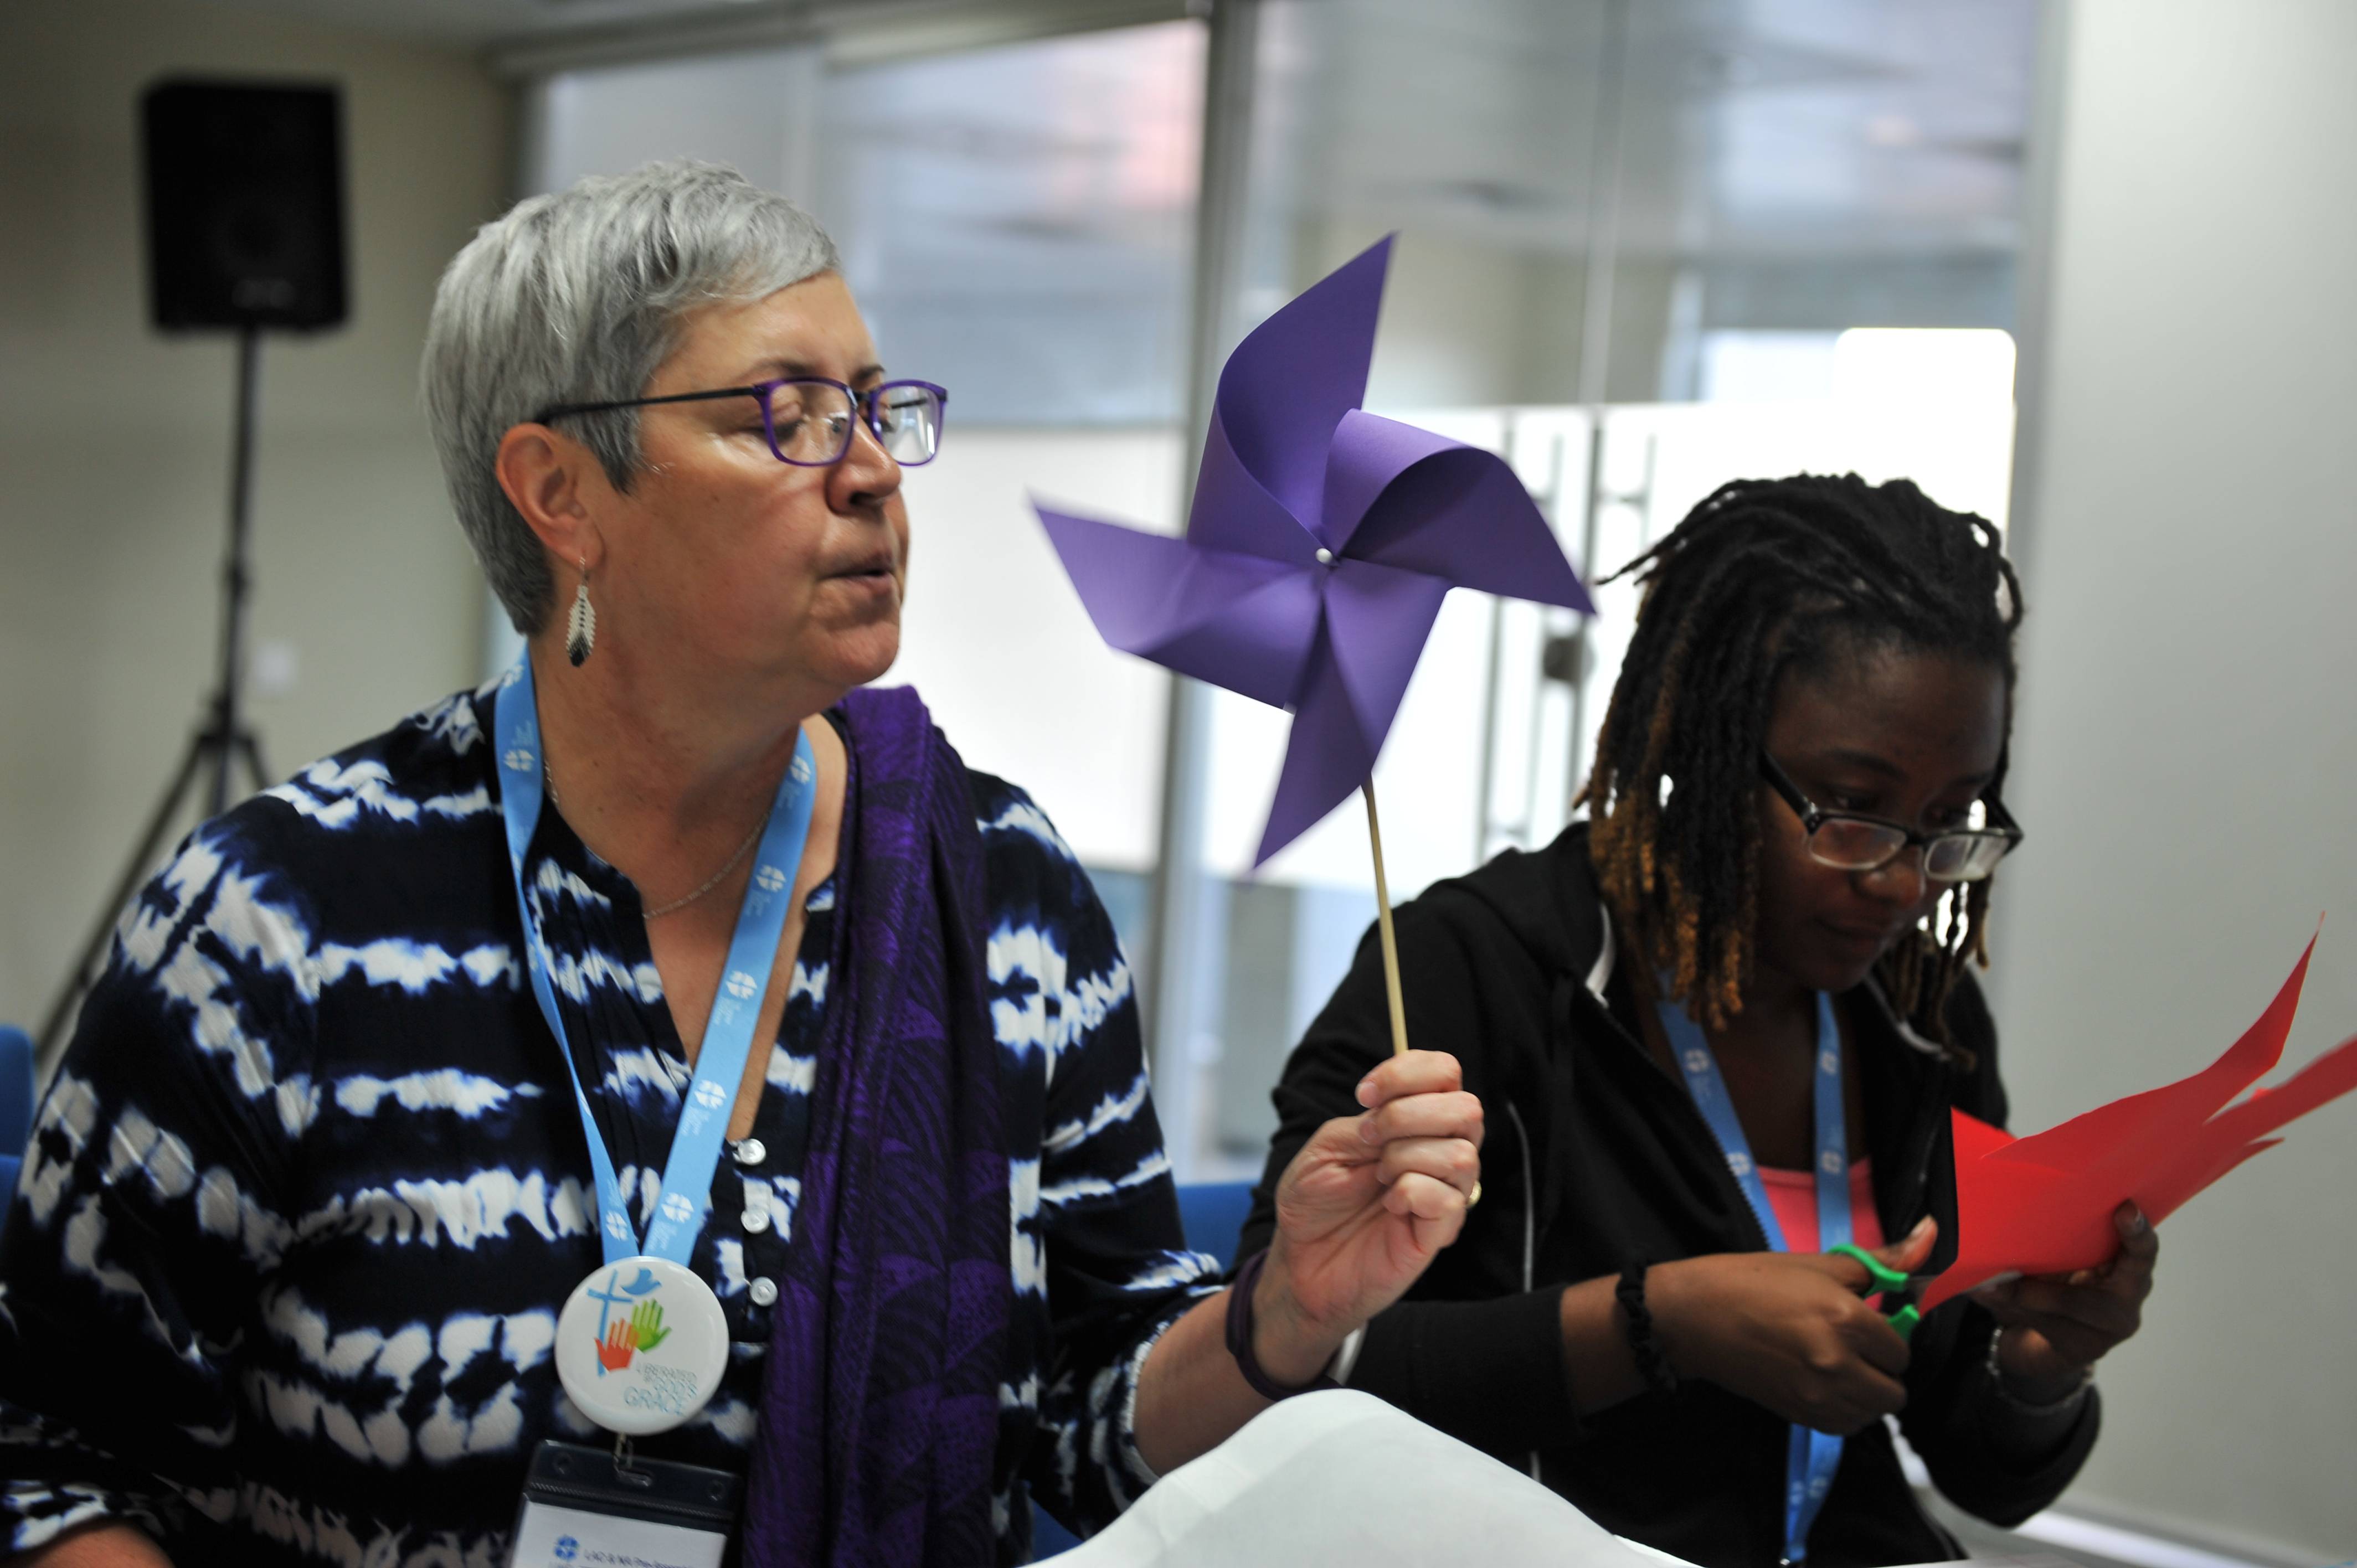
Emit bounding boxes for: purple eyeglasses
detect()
[533,377,948,467]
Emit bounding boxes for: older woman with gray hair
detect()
[0,161,1483,1567]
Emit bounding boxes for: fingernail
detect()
[1909,1215,1934,1241]
[1355,1077,1377,1107]
[2124,1207,2150,1234]
[1358,1114,1382,1144]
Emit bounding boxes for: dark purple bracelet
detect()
[1226,1250,1338,1402]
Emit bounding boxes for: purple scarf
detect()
[742,687,1012,1568]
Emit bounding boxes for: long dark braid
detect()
[1577,473,2023,1046]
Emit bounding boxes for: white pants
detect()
[1059,1390,1694,1568]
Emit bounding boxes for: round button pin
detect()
[555,1256,729,1436]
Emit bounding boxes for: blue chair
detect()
[1172,1180,1255,1273]
[1032,1180,1258,1559]
[0,1027,34,1215]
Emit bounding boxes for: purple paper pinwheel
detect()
[1036,236,1595,866]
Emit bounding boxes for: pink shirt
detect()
[1758,1158,1884,1256]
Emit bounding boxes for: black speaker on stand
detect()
[37,80,348,1064]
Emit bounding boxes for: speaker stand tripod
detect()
[38,326,272,1065]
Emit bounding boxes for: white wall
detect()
[0,0,511,1033]
[892,428,1183,873]
[1995,1,2357,1555]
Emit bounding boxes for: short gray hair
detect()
[423,159,841,632]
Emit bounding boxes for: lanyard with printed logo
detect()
[1656,989,1849,1566]
[496,652,816,1435]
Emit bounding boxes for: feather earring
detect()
[565,558,596,667]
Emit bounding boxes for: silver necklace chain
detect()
[545,764,773,921]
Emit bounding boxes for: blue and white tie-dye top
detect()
[0,685,1223,1566]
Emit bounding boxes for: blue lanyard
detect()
[1656,989,1847,1565]
[496,654,817,1267]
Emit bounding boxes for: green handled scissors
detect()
[1828,1242,1923,1342]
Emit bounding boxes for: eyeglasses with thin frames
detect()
[1758,751,2022,883]
[533,377,949,468]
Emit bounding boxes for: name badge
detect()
[506,1441,740,1568]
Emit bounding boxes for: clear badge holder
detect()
[506,1433,742,1568]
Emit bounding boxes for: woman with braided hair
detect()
[1241,473,2159,1566]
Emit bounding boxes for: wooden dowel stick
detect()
[1365,778,1478,1207]
[1362,780,1411,1059]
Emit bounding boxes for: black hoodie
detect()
[1240,824,2098,1567]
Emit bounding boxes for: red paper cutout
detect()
[1923,933,2357,1312]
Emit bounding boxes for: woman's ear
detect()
[495,422,604,571]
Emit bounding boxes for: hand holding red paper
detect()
[1921,933,2357,1318]
[1975,1202,2159,1392]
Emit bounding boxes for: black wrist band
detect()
[1617,1261,1680,1394]
[1226,1250,1337,1402]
